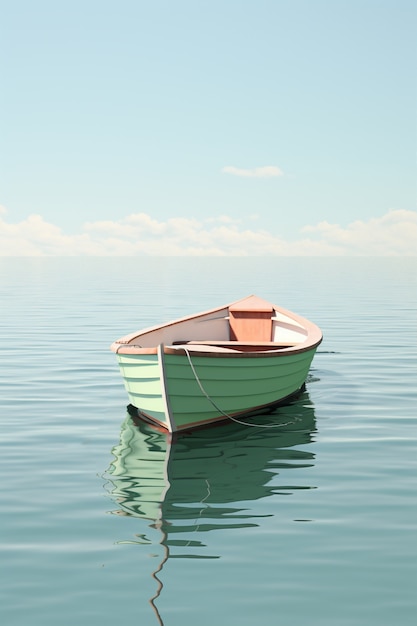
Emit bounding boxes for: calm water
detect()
[1,257,416,626]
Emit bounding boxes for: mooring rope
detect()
[182,346,300,429]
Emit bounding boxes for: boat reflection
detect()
[105,390,318,624]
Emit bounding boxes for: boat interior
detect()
[172,297,306,352]
[112,296,316,355]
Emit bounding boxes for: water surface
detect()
[1,257,416,625]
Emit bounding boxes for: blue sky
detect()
[1,0,416,255]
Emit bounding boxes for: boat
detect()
[110,295,322,433]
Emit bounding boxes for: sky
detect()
[1,0,416,256]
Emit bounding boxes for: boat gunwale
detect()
[163,341,321,358]
[110,296,323,357]
[111,301,230,350]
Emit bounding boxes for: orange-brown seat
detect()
[228,295,274,341]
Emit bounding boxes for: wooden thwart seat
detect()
[229,295,274,342]
[174,340,297,352]
[184,340,296,347]
[171,297,300,352]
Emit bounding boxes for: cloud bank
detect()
[0,207,415,256]
[222,165,284,178]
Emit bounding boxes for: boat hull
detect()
[115,346,318,432]
[111,295,322,432]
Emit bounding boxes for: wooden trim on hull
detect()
[127,404,173,434]
[165,341,321,357]
[157,343,176,433]
[114,342,321,357]
[126,384,306,434]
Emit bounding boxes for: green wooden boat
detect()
[110,295,322,433]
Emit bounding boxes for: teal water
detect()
[1,257,416,626]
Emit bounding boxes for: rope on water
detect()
[182,347,300,429]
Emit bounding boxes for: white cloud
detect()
[222,165,284,178]
[0,208,416,256]
[302,209,417,256]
